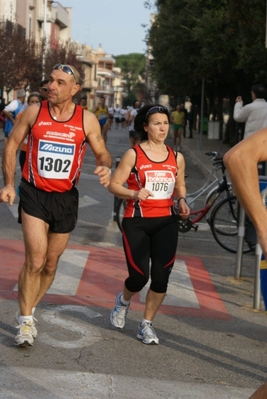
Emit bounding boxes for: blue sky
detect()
[64,0,155,56]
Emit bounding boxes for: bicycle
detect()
[209,195,256,253]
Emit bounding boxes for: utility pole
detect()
[42,0,47,80]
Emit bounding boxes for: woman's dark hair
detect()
[27,92,42,104]
[134,104,170,141]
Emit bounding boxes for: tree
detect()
[147,0,267,143]
[114,53,146,103]
[0,20,36,98]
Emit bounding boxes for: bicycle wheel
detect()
[204,183,233,223]
[115,198,126,232]
[209,196,253,253]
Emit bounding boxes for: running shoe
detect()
[15,321,34,347]
[15,310,38,338]
[110,292,129,329]
[137,322,159,345]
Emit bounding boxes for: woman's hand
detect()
[132,188,154,201]
[178,198,190,219]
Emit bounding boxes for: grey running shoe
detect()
[137,322,159,345]
[15,321,34,347]
[110,292,129,329]
[15,310,38,339]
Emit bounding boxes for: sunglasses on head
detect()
[53,64,79,84]
[53,63,74,75]
[146,105,169,117]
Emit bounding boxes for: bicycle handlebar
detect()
[204,151,225,169]
[205,151,219,158]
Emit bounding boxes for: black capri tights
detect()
[122,216,178,294]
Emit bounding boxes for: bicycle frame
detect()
[186,152,224,207]
[178,172,231,233]
[186,175,219,206]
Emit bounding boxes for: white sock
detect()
[32,307,36,315]
[120,294,130,306]
[19,315,33,324]
[141,318,152,326]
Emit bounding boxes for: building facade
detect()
[0,1,125,108]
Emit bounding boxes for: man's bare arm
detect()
[0,106,38,204]
[223,129,267,257]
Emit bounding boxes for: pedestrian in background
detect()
[15,92,42,171]
[94,96,109,142]
[234,84,267,140]
[0,63,112,347]
[180,103,188,138]
[114,104,122,129]
[3,89,26,145]
[108,104,190,345]
[128,100,141,147]
[187,104,194,138]
[39,79,49,101]
[171,104,185,151]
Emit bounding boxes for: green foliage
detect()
[149,0,267,102]
[114,53,146,100]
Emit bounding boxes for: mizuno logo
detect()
[39,142,75,154]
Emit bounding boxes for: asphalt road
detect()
[0,127,264,398]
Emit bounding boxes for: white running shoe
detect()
[15,321,34,347]
[15,310,38,339]
[110,292,129,329]
[137,322,159,345]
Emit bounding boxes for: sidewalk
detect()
[181,131,231,178]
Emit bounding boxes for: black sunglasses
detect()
[146,105,169,117]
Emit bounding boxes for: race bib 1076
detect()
[144,170,175,199]
[37,140,75,179]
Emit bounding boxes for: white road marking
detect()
[79,194,100,208]
[39,305,102,348]
[140,259,200,308]
[0,366,254,399]
[13,249,90,296]
[13,250,200,308]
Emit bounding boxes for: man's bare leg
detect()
[33,230,71,307]
[19,211,70,315]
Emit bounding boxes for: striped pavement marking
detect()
[0,239,230,320]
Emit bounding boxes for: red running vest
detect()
[22,101,87,192]
[124,144,178,218]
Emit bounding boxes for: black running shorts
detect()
[18,180,79,233]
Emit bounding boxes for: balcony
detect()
[52,3,69,29]
[37,1,69,30]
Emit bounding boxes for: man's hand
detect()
[94,166,111,188]
[0,185,16,205]
[235,96,242,103]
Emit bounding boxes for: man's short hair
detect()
[252,84,266,99]
[40,79,49,87]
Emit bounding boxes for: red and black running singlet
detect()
[22,101,87,192]
[124,144,178,218]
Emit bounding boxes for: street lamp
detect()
[42,0,47,80]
